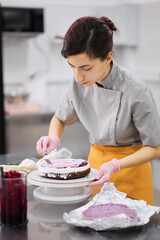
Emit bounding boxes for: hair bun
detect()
[99,16,117,31]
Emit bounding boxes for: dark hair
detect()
[61,16,117,60]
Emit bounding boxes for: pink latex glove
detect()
[86,158,120,187]
[36,135,60,155]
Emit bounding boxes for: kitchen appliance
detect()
[1,7,44,35]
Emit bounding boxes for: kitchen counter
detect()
[5,111,54,120]
[1,153,160,240]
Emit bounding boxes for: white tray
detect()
[28,168,98,188]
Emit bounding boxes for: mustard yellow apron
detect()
[88,144,154,205]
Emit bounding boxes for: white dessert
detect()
[0,159,37,173]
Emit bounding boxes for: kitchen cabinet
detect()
[45,4,139,46]
[98,4,139,46]
[45,4,97,40]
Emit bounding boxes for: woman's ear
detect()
[106,51,113,64]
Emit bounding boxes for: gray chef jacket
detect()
[54,62,160,147]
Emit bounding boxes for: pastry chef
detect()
[36,16,160,205]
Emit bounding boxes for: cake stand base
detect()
[28,169,97,204]
[33,186,92,204]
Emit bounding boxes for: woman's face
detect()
[67,52,112,87]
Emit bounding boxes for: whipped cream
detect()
[1,159,37,173]
[38,158,90,175]
[19,159,36,169]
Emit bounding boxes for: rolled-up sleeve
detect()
[132,85,160,147]
[54,86,78,125]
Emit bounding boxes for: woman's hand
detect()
[36,135,60,155]
[86,158,120,187]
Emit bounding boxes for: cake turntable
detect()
[27,169,98,204]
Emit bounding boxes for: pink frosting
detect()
[41,159,88,169]
[83,204,137,220]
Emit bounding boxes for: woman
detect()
[36,16,160,205]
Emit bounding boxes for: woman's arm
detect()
[48,116,65,137]
[119,145,160,169]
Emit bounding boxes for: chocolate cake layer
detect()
[41,168,91,180]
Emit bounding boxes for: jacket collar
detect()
[101,61,118,89]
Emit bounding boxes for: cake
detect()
[37,158,91,180]
[82,203,138,220]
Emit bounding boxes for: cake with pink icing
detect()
[82,204,138,220]
[38,158,90,180]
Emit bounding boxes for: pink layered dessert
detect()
[82,204,138,220]
[38,158,90,180]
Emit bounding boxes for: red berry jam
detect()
[0,170,27,226]
[4,170,22,178]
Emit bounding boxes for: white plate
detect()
[28,168,98,188]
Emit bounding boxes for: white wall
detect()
[113,2,160,78]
